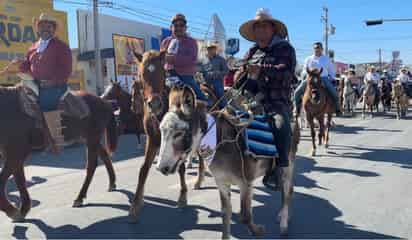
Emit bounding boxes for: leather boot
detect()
[43,110,65,154]
[262,166,283,191]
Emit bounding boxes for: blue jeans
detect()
[207,79,226,108]
[294,77,339,111]
[178,75,208,103]
[39,85,68,112]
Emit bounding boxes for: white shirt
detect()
[36,38,52,53]
[363,72,380,84]
[397,73,410,83]
[304,54,336,79]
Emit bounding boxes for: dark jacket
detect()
[238,37,296,113]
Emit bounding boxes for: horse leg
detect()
[216,179,232,239]
[317,116,324,146]
[177,163,188,208]
[362,100,366,119]
[325,114,332,148]
[98,144,116,192]
[13,164,31,221]
[129,138,158,222]
[308,117,316,156]
[194,152,205,190]
[239,183,265,237]
[278,156,295,237]
[73,142,98,207]
[0,155,21,221]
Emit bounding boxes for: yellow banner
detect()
[0,0,69,85]
[113,34,145,93]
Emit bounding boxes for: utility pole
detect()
[378,48,382,72]
[322,6,329,55]
[93,0,103,95]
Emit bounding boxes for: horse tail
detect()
[105,112,118,154]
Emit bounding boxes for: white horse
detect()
[343,77,358,115]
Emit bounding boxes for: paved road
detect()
[1,108,411,239]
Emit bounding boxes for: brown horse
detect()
[392,80,409,119]
[303,68,335,156]
[362,81,379,119]
[156,86,301,238]
[0,87,118,221]
[101,80,145,146]
[128,50,205,222]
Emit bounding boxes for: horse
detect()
[0,86,118,221]
[342,76,358,116]
[156,86,300,239]
[302,68,335,156]
[392,80,409,119]
[127,50,206,222]
[362,81,379,119]
[101,80,145,147]
[380,79,392,113]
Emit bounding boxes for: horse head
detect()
[156,86,207,175]
[101,80,132,112]
[306,67,323,103]
[135,50,166,116]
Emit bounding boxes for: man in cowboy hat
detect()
[199,42,229,108]
[2,13,86,153]
[234,8,296,191]
[396,66,412,97]
[361,65,380,100]
[294,42,341,117]
[160,13,208,104]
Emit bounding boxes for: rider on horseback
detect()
[294,42,342,117]
[160,14,209,104]
[234,8,296,191]
[199,42,229,108]
[346,69,360,98]
[0,13,89,153]
[396,66,412,97]
[361,65,380,99]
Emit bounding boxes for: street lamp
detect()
[365,18,412,26]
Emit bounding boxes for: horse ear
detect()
[306,67,311,75]
[133,50,143,63]
[319,68,323,75]
[159,50,166,64]
[181,86,196,116]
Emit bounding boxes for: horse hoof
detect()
[280,226,289,237]
[325,144,329,149]
[108,183,116,192]
[193,182,202,190]
[250,224,265,237]
[177,196,188,208]
[222,233,230,240]
[9,210,25,223]
[311,151,316,157]
[72,199,84,208]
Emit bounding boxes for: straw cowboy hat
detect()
[239,8,288,42]
[206,41,219,49]
[367,65,376,70]
[400,65,408,71]
[33,13,58,28]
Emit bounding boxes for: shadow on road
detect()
[327,145,412,168]
[6,176,47,209]
[27,135,145,170]
[12,188,400,239]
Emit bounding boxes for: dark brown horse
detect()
[128,50,205,222]
[0,87,118,221]
[303,68,335,156]
[101,80,145,146]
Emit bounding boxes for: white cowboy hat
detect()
[400,66,408,71]
[206,41,219,49]
[239,8,288,42]
[36,13,58,25]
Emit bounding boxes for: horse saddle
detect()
[17,74,90,123]
[236,111,278,159]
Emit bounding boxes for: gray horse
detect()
[156,86,300,239]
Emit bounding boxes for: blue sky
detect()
[54,0,412,65]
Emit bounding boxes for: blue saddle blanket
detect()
[236,111,278,158]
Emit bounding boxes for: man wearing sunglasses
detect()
[294,42,341,116]
[160,14,208,104]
